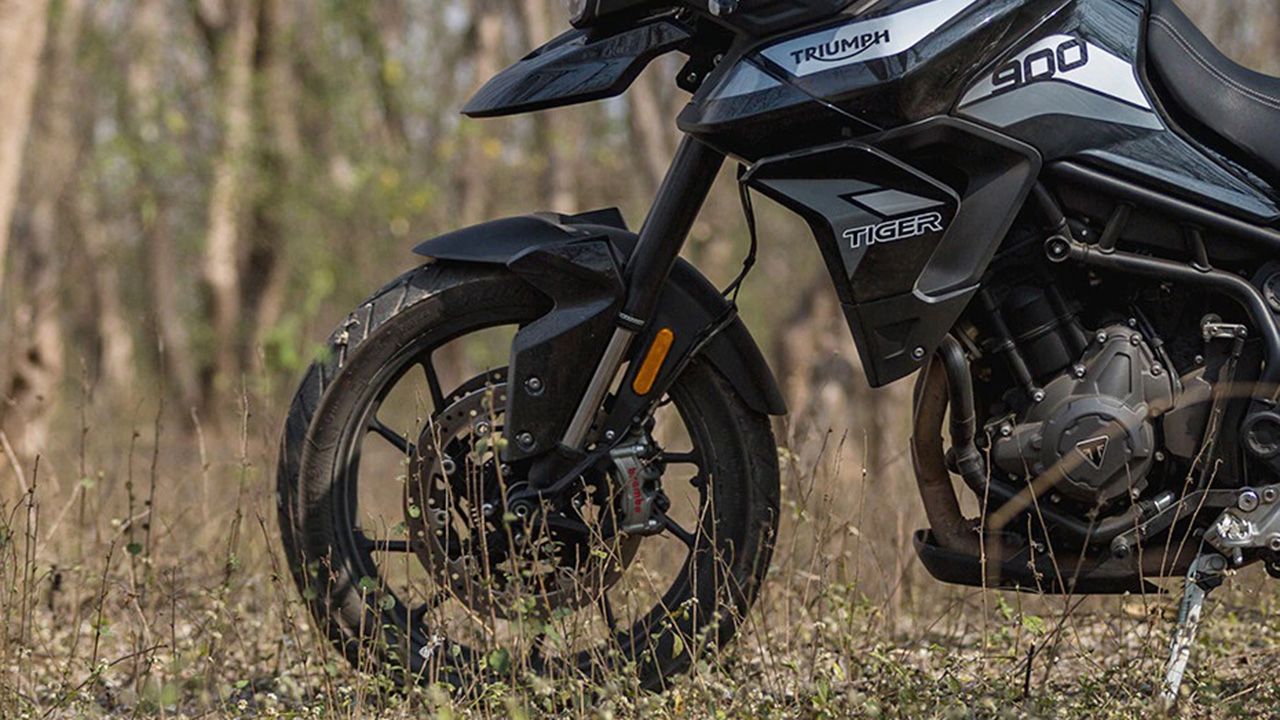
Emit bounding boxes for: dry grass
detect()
[3,380,1280,720]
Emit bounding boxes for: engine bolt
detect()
[482,502,495,517]
[1152,365,1162,376]
[524,376,544,395]
[604,430,616,441]
[516,431,535,449]
[1194,354,1205,366]
[1265,488,1278,504]
[1000,424,1013,437]
[1073,364,1086,379]
[1155,450,1166,462]
[440,457,457,475]
[1270,535,1280,552]
[1032,389,1046,403]
[1129,334,1141,346]
[1113,540,1131,559]
[911,346,926,360]
[1239,489,1261,513]
[1095,331,1108,344]
[1127,317,1138,328]
[475,421,491,436]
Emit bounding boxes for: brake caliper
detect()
[609,438,665,536]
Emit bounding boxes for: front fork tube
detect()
[559,137,726,450]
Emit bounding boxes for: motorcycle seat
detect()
[1147,0,1280,183]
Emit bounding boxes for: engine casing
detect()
[992,324,1177,507]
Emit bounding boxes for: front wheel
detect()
[276,262,780,691]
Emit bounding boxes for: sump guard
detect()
[744,123,1040,386]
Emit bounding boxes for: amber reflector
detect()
[632,328,675,396]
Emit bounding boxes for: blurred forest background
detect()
[0,0,1277,478]
[1,0,1279,717]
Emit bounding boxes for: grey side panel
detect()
[961,82,1163,131]
[951,0,1279,224]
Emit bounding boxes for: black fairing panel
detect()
[717,0,854,36]
[681,0,1275,224]
[745,119,1040,386]
[463,18,691,119]
[680,0,1040,160]
[413,212,785,456]
[952,0,1279,223]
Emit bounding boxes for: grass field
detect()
[3,384,1280,720]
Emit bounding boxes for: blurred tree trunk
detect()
[628,70,674,193]
[75,184,136,392]
[129,0,200,410]
[244,0,301,369]
[201,0,260,397]
[459,0,504,225]
[0,0,50,296]
[522,0,578,211]
[773,277,865,455]
[354,0,408,149]
[2,0,84,461]
[772,270,917,612]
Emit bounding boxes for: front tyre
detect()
[276,262,779,691]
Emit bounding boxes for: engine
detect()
[980,284,1179,510]
[991,323,1177,507]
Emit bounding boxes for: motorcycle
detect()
[276,0,1280,704]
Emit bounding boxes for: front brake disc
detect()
[406,370,639,619]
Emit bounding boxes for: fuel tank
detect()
[680,0,1039,158]
[683,0,1277,222]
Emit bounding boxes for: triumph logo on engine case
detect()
[843,211,944,250]
[1075,436,1110,469]
[789,30,890,65]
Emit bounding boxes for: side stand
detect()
[1159,551,1226,711]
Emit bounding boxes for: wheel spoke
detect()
[369,417,412,454]
[373,539,414,553]
[356,532,414,554]
[659,451,701,467]
[598,590,619,635]
[409,592,448,625]
[420,355,447,410]
[662,514,698,551]
[527,627,549,668]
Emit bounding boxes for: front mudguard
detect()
[413,210,785,460]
